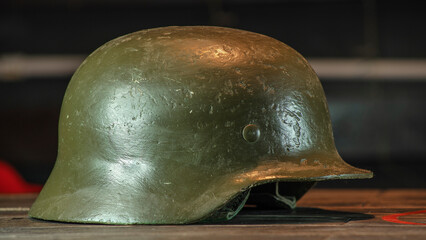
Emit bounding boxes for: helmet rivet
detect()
[242,124,260,143]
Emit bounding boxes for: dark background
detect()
[1,0,425,188]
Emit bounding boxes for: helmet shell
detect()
[29,26,372,224]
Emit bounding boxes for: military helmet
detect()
[29,26,372,224]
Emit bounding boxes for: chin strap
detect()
[202,189,251,223]
[273,182,297,209]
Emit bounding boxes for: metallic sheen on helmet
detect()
[29,26,373,224]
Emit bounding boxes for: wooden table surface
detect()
[1,189,425,239]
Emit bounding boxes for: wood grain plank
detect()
[0,189,425,240]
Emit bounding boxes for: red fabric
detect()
[0,160,42,193]
[382,210,426,225]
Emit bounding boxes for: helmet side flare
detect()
[29,26,372,224]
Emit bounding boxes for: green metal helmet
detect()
[29,26,372,224]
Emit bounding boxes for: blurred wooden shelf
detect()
[1,55,426,81]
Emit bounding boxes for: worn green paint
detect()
[29,26,373,224]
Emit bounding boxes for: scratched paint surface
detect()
[29,26,372,225]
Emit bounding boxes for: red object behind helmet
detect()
[0,160,42,193]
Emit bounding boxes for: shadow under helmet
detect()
[29,26,373,224]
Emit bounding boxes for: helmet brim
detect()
[29,152,371,225]
[231,152,373,186]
